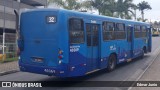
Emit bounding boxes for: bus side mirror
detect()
[14,10,19,32]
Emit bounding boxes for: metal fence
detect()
[0,33,17,62]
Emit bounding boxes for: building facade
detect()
[0,0,47,32]
[0,0,47,60]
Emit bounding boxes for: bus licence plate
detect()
[32,57,44,63]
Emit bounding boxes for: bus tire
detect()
[144,46,147,53]
[140,49,144,59]
[107,54,116,72]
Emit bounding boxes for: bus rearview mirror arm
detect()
[14,10,19,33]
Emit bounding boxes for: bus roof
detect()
[21,8,150,26]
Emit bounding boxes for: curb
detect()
[127,46,160,90]
[0,69,19,76]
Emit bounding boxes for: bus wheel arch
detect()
[140,46,146,59]
[107,53,117,72]
[143,46,147,53]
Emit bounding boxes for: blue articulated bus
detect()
[15,9,152,77]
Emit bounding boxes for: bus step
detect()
[85,69,100,75]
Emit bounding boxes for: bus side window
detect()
[115,23,126,40]
[134,25,141,38]
[103,22,115,41]
[86,24,91,46]
[69,18,84,44]
[127,26,131,42]
[92,25,99,46]
[142,26,147,37]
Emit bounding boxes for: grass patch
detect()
[0,57,18,63]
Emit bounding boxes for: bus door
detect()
[127,26,134,58]
[86,24,100,72]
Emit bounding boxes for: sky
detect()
[134,0,160,22]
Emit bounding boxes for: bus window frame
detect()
[141,25,148,38]
[126,26,132,42]
[68,17,85,44]
[102,21,115,41]
[134,25,141,38]
[115,23,126,40]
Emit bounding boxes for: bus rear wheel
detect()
[140,49,144,59]
[107,54,116,72]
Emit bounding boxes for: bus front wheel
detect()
[107,54,116,72]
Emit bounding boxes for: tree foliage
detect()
[48,0,152,20]
[48,0,81,10]
[137,1,152,21]
[115,0,135,19]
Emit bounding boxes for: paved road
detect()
[1,37,160,90]
[131,48,160,90]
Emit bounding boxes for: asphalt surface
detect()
[0,37,160,90]
[131,49,160,90]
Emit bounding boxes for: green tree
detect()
[48,0,81,10]
[82,0,117,16]
[48,0,144,20]
[89,0,107,15]
[82,0,135,18]
[137,1,152,22]
[81,0,93,11]
[115,0,135,19]
[131,4,138,20]
[102,0,116,17]
[137,18,148,22]
[154,21,159,28]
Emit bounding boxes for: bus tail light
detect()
[58,55,63,59]
[80,63,87,66]
[58,48,63,64]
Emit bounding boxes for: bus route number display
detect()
[46,16,56,23]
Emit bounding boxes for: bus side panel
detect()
[133,25,150,58]
[67,14,87,77]
[101,40,130,65]
[69,45,87,76]
[133,39,143,58]
[116,40,130,63]
[101,41,117,69]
